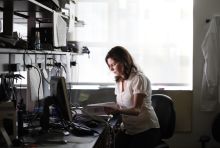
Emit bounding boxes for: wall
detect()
[166,0,220,148]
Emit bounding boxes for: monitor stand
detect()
[40,96,55,131]
[40,96,70,132]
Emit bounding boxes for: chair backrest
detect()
[151,94,176,139]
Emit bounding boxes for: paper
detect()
[87,102,118,109]
[85,102,118,116]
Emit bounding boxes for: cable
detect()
[40,70,50,84]
[60,63,66,73]
[47,57,58,64]
[47,57,67,77]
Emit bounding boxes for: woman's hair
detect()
[105,46,138,82]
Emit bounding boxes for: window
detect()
[75,0,193,90]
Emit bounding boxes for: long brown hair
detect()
[105,46,138,82]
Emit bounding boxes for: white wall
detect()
[167,0,220,148]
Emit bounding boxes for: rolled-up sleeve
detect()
[132,75,148,96]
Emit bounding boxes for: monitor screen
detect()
[50,76,72,122]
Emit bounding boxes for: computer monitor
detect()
[50,76,72,122]
[40,76,72,131]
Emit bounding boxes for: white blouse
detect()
[115,71,159,135]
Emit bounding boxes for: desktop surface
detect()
[23,123,106,148]
[22,111,115,148]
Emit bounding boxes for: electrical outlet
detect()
[70,61,77,66]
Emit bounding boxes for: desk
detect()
[22,117,116,148]
[23,126,109,148]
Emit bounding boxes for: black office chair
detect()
[151,94,176,148]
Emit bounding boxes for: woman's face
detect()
[107,58,124,77]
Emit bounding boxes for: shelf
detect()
[28,0,68,19]
[28,0,53,13]
[0,48,79,56]
[0,0,84,51]
[0,0,68,21]
[0,0,71,50]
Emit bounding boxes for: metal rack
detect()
[0,0,69,50]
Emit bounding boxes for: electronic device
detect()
[69,122,96,136]
[40,76,100,137]
[73,114,99,128]
[50,76,72,122]
[40,76,72,131]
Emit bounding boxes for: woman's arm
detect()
[104,93,145,116]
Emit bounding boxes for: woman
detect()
[104,46,160,148]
